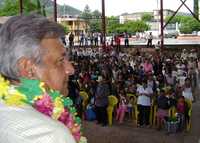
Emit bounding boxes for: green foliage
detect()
[165,15,183,23]
[141,13,153,22]
[89,10,101,32]
[80,5,102,32]
[16,78,43,104]
[0,0,42,16]
[107,18,149,34]
[80,5,93,31]
[107,16,120,34]
[63,25,69,34]
[0,0,81,17]
[0,0,18,16]
[165,15,200,34]
[179,17,200,34]
[80,5,92,21]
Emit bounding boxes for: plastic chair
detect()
[127,93,138,125]
[107,95,118,126]
[185,99,192,131]
[149,97,156,126]
[79,91,89,111]
[153,104,158,126]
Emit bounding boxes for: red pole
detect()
[54,0,57,22]
[19,0,23,15]
[102,0,106,49]
[160,0,164,50]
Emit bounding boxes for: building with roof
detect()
[119,9,190,37]
[57,15,88,36]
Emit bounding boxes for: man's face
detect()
[35,38,74,96]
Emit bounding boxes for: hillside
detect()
[43,0,81,16]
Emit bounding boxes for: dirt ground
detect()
[83,90,200,143]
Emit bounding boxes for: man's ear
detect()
[17,57,37,79]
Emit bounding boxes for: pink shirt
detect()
[143,62,153,73]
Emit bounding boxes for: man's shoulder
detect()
[0,104,76,143]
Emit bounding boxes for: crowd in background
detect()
[67,46,198,131]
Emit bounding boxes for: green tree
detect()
[63,25,69,34]
[0,0,18,16]
[80,5,92,32]
[141,13,153,22]
[0,0,42,16]
[165,15,200,33]
[107,16,120,34]
[179,17,200,33]
[90,10,101,32]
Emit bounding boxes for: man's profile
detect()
[0,14,85,143]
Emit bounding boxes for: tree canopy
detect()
[81,5,150,34]
[165,15,200,34]
[0,0,43,16]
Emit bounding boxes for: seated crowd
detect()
[68,47,198,132]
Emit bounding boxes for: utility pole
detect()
[54,0,57,22]
[193,0,199,20]
[102,0,106,49]
[160,0,164,50]
[19,0,23,15]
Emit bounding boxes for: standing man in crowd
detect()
[124,31,129,47]
[95,75,109,126]
[69,32,74,47]
[147,32,153,48]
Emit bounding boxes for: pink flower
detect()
[58,109,70,123]
[34,94,53,116]
[73,132,81,142]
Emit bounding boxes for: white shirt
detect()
[182,88,194,101]
[137,85,153,106]
[0,103,76,143]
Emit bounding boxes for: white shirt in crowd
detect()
[137,85,153,106]
[0,103,76,143]
[182,87,194,101]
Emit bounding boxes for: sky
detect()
[57,0,194,16]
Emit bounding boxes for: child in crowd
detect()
[156,89,171,130]
[116,90,128,123]
[176,96,187,131]
[127,96,135,120]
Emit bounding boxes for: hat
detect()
[163,86,171,92]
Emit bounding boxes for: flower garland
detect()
[0,75,87,143]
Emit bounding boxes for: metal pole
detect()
[54,0,57,22]
[160,0,164,50]
[19,0,23,15]
[164,0,187,29]
[102,0,106,49]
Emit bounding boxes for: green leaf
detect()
[48,90,60,100]
[16,78,43,103]
[75,117,81,124]
[63,97,73,107]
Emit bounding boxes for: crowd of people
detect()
[65,32,131,48]
[0,13,198,143]
[68,47,198,132]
